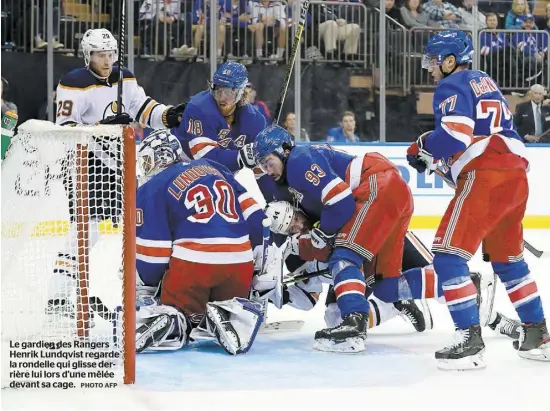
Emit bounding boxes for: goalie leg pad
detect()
[136,304,189,353]
[205,298,264,355]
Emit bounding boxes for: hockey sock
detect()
[368,296,398,328]
[493,261,544,324]
[433,253,479,328]
[329,248,370,317]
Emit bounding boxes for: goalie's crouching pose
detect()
[261,201,522,340]
[135,129,268,355]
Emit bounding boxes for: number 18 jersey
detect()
[425,69,528,182]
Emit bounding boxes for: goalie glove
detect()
[406,131,437,174]
[98,113,133,125]
[162,102,187,128]
[237,143,256,169]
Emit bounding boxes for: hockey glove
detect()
[99,113,133,125]
[406,131,437,174]
[237,143,256,169]
[162,102,187,128]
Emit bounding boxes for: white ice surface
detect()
[2,230,550,411]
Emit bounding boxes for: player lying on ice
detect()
[259,200,522,340]
[134,129,269,355]
[406,29,549,369]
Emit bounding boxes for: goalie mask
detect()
[137,129,186,185]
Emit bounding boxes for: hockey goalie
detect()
[134,129,271,355]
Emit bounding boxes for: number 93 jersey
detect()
[425,69,528,182]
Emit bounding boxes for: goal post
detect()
[1,120,136,387]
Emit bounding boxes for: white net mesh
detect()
[1,120,133,388]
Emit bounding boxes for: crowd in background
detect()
[2,0,550,142]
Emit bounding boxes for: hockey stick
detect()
[433,168,549,259]
[273,0,310,124]
[283,268,330,285]
[116,0,126,116]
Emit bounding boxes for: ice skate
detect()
[314,312,368,353]
[470,271,497,326]
[393,299,433,332]
[436,325,486,370]
[488,312,521,340]
[514,320,550,361]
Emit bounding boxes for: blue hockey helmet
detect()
[210,61,248,102]
[137,129,185,184]
[422,30,473,70]
[253,125,294,169]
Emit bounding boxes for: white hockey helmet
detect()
[81,28,118,68]
[265,201,296,235]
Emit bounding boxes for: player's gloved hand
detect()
[162,102,187,128]
[99,113,133,125]
[282,234,300,261]
[237,143,256,169]
[406,131,437,174]
[310,222,335,251]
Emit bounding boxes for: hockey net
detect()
[1,120,136,387]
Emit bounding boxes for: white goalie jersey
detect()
[55,66,168,128]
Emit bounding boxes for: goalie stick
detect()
[433,168,549,259]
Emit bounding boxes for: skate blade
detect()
[136,314,171,353]
[420,299,434,331]
[518,341,550,362]
[478,273,497,327]
[437,352,486,371]
[313,337,366,353]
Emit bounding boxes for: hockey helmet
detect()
[422,29,473,70]
[81,29,118,75]
[265,201,296,235]
[253,125,294,171]
[210,61,249,102]
[137,129,185,185]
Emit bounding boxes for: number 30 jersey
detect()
[425,69,528,182]
[136,158,264,287]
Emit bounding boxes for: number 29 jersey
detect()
[425,69,528,183]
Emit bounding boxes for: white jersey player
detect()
[47,28,187,321]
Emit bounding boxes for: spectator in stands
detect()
[514,84,550,142]
[316,0,362,61]
[34,0,64,50]
[386,0,405,25]
[457,0,486,31]
[1,77,17,115]
[245,82,271,120]
[400,0,430,28]
[225,0,253,62]
[283,112,310,142]
[248,0,287,63]
[423,0,463,29]
[479,13,514,85]
[505,0,531,29]
[511,14,546,80]
[193,0,228,60]
[326,111,360,143]
[139,0,196,58]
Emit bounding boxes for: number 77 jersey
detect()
[425,69,528,182]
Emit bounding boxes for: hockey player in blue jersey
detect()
[172,61,268,173]
[407,30,549,369]
[134,129,266,355]
[254,125,415,353]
